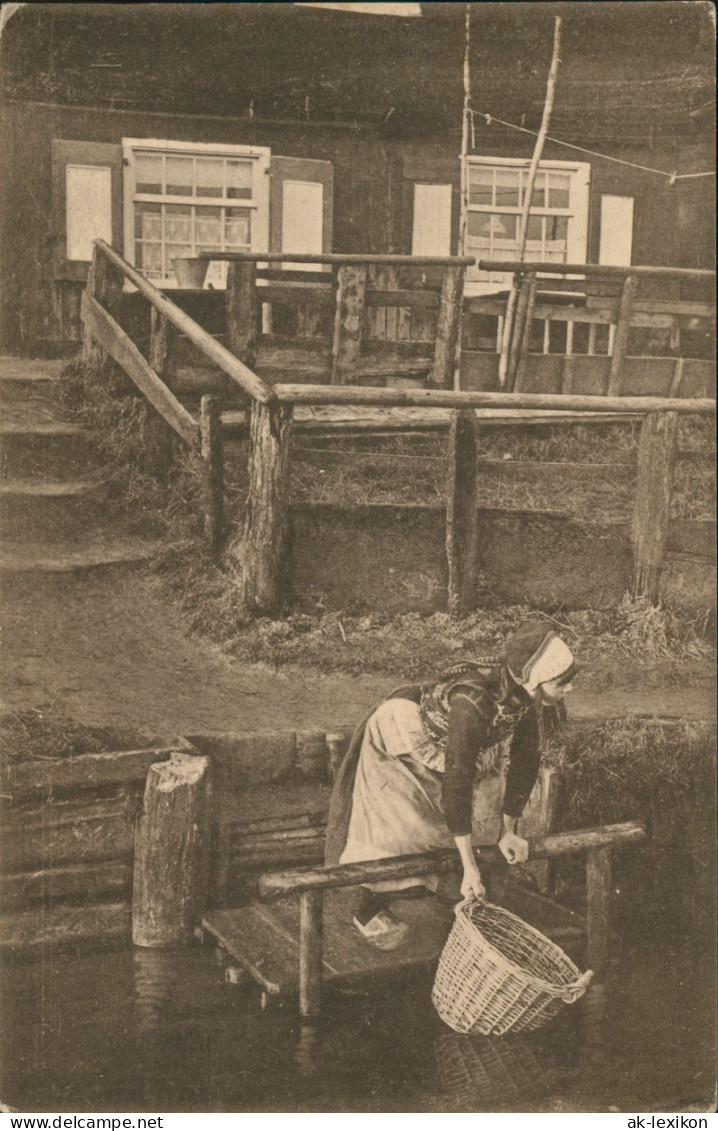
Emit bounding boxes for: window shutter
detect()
[52,140,123,281]
[269,156,333,263]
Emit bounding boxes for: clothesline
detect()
[468,109,716,183]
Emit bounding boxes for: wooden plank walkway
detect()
[202,883,586,1000]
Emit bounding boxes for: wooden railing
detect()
[256,821,647,1017]
[81,241,715,615]
[473,259,715,395]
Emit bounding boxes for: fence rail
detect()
[81,241,715,617]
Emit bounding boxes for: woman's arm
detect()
[454,833,486,900]
[499,708,541,864]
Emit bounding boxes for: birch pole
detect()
[454,2,472,391]
[498,16,562,389]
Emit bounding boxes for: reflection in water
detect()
[0,935,714,1113]
[434,1030,555,1110]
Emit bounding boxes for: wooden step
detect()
[0,534,164,573]
[0,478,103,540]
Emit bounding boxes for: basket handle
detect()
[454,896,486,919]
[560,968,594,1003]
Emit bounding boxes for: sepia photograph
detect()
[0,0,715,1118]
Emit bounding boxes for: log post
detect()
[631,411,678,603]
[446,409,480,616]
[606,272,638,396]
[199,394,225,559]
[497,275,520,388]
[94,247,125,320]
[226,260,259,370]
[430,265,465,389]
[560,354,575,394]
[231,399,293,613]
[512,271,538,393]
[585,845,612,977]
[299,889,324,1018]
[143,308,178,479]
[132,752,212,947]
[506,272,533,392]
[331,264,367,383]
[81,257,107,370]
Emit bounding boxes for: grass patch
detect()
[0,707,152,768]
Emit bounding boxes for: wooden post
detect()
[431,265,465,389]
[606,272,638,396]
[506,273,533,392]
[299,889,324,1018]
[132,752,212,947]
[231,399,293,613]
[81,257,106,369]
[585,845,612,976]
[94,247,124,320]
[631,411,677,603]
[560,354,575,394]
[143,308,178,479]
[497,275,520,389]
[226,260,259,370]
[331,264,367,383]
[446,409,480,616]
[668,356,685,397]
[199,395,225,559]
[512,271,538,393]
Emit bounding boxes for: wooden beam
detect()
[272,383,715,415]
[332,265,367,383]
[446,410,480,615]
[607,273,638,396]
[132,752,212,947]
[199,395,224,560]
[1,747,180,796]
[478,259,715,282]
[229,399,293,613]
[226,260,259,370]
[366,289,440,310]
[1,797,134,873]
[431,265,465,389]
[91,242,274,405]
[259,821,646,897]
[631,411,678,603]
[83,296,198,447]
[200,252,475,267]
[299,890,324,1018]
[0,902,131,950]
[0,861,132,912]
[586,845,612,976]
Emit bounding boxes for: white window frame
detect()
[464,156,590,296]
[122,138,271,288]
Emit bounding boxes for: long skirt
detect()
[339,697,456,894]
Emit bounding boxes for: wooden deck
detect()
[202,882,586,1001]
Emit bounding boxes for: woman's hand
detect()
[498,830,529,865]
[460,862,486,901]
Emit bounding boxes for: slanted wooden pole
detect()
[199,394,224,559]
[132,752,212,947]
[226,260,259,370]
[232,399,293,613]
[143,308,178,479]
[446,409,480,615]
[431,265,465,389]
[585,845,612,976]
[512,271,538,392]
[506,271,535,392]
[299,890,324,1018]
[631,411,677,603]
[607,272,638,396]
[95,246,125,319]
[332,265,367,383]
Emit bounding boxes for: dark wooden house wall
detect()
[1,1,713,350]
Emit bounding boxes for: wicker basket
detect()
[432,899,592,1036]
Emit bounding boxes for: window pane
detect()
[135,202,161,241]
[166,243,193,271]
[545,214,568,260]
[196,158,224,198]
[164,204,192,243]
[495,169,520,207]
[195,205,222,248]
[227,160,253,200]
[467,213,492,238]
[548,173,571,209]
[468,167,493,206]
[526,215,543,242]
[492,214,518,241]
[136,153,163,195]
[530,172,547,208]
[166,156,193,197]
[225,207,251,247]
[136,242,162,277]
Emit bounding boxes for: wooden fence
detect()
[81,241,715,614]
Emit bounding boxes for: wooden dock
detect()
[202,882,586,1002]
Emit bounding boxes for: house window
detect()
[122,139,270,287]
[464,158,590,294]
